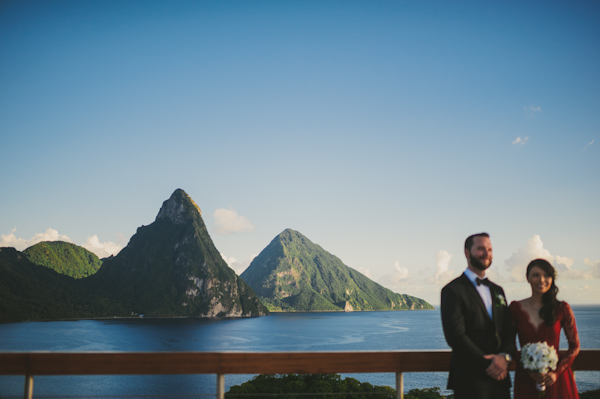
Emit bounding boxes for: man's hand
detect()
[484,354,509,381]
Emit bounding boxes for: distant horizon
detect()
[4,218,599,306]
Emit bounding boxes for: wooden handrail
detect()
[1,349,599,375]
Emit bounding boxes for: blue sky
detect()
[1,0,599,305]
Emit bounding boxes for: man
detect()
[441,232,514,399]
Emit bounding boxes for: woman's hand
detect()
[539,371,557,387]
[528,371,543,383]
[528,371,558,388]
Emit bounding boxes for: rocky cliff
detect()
[90,189,269,317]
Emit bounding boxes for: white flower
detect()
[521,342,558,375]
[495,292,507,307]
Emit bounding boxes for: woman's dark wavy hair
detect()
[526,258,560,325]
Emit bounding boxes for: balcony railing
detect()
[1,350,599,399]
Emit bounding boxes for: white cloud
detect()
[81,235,125,259]
[430,250,456,284]
[213,208,255,235]
[0,228,72,251]
[221,252,256,275]
[503,235,590,281]
[584,258,600,278]
[376,260,411,289]
[0,228,125,259]
[524,105,542,115]
[512,136,529,145]
[584,139,594,150]
[392,260,409,283]
[221,253,238,270]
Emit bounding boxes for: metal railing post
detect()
[395,372,403,399]
[217,373,225,399]
[24,374,33,399]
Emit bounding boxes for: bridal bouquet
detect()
[521,341,558,393]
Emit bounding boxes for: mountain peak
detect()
[156,188,201,224]
[94,188,268,318]
[278,228,300,240]
[241,229,434,312]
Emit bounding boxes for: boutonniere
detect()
[495,292,507,307]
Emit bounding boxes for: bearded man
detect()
[440,232,515,399]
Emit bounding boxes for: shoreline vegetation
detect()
[1,308,437,324]
[226,374,600,399]
[226,374,438,399]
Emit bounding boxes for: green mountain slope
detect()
[240,229,433,312]
[88,189,268,318]
[24,241,102,278]
[0,189,268,323]
[0,247,123,323]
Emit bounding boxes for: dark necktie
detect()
[476,277,490,286]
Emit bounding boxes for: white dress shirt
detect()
[464,268,493,319]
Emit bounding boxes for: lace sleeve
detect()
[556,302,580,376]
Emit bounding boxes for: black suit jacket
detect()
[441,273,514,392]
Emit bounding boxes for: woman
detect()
[509,258,580,399]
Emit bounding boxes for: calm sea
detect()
[0,306,598,398]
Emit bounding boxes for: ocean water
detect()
[0,306,598,398]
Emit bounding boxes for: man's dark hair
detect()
[464,232,490,251]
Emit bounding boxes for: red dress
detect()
[509,301,580,399]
